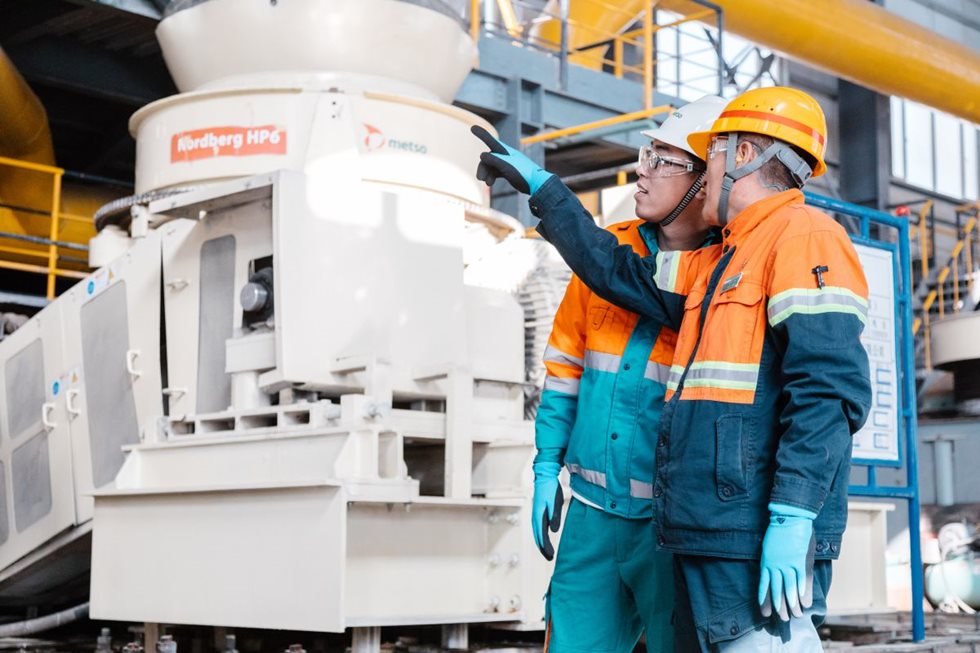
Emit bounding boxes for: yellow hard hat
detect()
[687,86,828,177]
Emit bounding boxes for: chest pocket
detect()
[703,281,766,359]
[589,305,609,330]
[673,289,706,364]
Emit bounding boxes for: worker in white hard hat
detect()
[475,87,872,653]
[501,95,725,653]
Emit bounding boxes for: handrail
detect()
[913,212,977,371]
[520,104,673,145]
[0,155,92,299]
[470,0,723,102]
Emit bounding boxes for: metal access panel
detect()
[0,302,77,571]
[156,184,274,417]
[92,483,347,631]
[152,171,468,402]
[59,231,165,522]
[91,484,530,631]
[344,501,529,626]
[271,171,467,394]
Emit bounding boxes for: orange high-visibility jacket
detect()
[531,180,872,560]
[535,220,679,519]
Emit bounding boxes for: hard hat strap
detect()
[659,171,706,228]
[775,147,813,188]
[717,132,740,226]
[717,133,813,224]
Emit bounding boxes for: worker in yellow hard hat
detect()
[525,96,725,653]
[473,86,872,652]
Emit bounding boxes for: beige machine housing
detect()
[0,0,554,635]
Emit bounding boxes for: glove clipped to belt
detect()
[471,125,555,195]
[532,461,564,561]
[758,502,818,621]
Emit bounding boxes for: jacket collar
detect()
[721,189,803,246]
[634,221,721,254]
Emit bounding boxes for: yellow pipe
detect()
[0,46,62,244]
[0,53,103,281]
[0,48,54,166]
[656,0,980,124]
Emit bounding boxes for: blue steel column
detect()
[898,217,926,642]
[805,193,926,642]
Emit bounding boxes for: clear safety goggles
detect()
[637,145,705,177]
[707,136,729,160]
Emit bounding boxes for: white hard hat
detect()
[641,95,727,161]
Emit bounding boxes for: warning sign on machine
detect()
[170,125,287,162]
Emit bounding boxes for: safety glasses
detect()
[707,136,728,160]
[637,145,705,177]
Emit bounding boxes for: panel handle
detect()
[66,389,82,418]
[42,403,56,430]
[126,349,142,380]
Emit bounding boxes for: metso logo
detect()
[362,124,427,154]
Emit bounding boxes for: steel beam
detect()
[70,0,162,20]
[4,35,175,106]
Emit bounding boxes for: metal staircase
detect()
[906,199,980,373]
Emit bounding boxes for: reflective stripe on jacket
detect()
[535,220,674,519]
[530,178,872,559]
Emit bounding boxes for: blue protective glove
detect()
[758,502,817,621]
[471,125,555,195]
[532,461,564,561]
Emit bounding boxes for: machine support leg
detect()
[351,627,380,653]
[441,624,469,650]
[144,623,160,653]
[445,368,474,499]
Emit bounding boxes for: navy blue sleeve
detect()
[766,230,873,513]
[529,176,686,331]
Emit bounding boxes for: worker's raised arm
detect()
[530,175,716,330]
[471,125,711,330]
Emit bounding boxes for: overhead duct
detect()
[694,0,980,125]
[0,46,103,271]
[0,45,57,240]
[539,0,980,125]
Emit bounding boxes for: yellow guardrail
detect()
[469,0,721,110]
[0,156,91,300]
[520,104,673,145]
[913,202,979,370]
